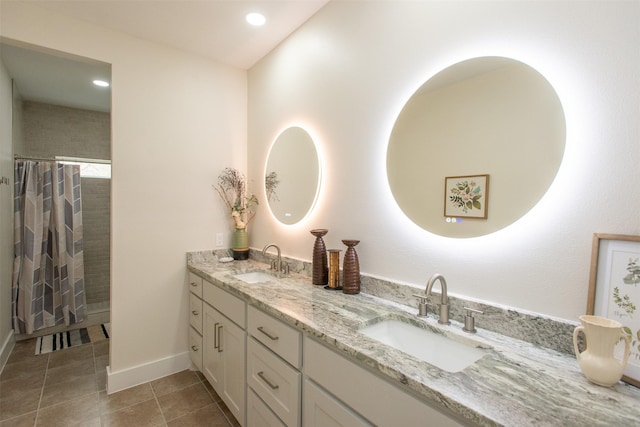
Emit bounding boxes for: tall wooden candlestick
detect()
[342,239,360,294]
[310,229,328,286]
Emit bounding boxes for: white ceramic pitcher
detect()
[573,315,631,387]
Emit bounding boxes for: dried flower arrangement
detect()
[215,168,258,229]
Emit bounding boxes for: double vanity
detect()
[187,251,640,427]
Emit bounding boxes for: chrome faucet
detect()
[262,243,288,274]
[424,273,450,325]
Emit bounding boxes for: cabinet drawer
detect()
[189,293,203,334]
[188,272,203,298]
[247,388,286,427]
[303,379,371,427]
[189,326,203,371]
[304,336,465,427]
[248,306,301,368]
[248,338,301,427]
[203,280,246,328]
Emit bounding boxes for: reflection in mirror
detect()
[387,57,565,238]
[265,126,320,225]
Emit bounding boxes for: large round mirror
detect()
[387,57,566,238]
[265,126,321,225]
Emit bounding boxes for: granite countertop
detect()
[187,255,640,427]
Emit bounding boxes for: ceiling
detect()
[1,43,113,112]
[0,0,330,112]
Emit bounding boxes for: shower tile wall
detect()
[22,101,110,159]
[20,101,111,310]
[81,178,110,306]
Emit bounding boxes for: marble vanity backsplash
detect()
[188,249,578,356]
[359,274,578,355]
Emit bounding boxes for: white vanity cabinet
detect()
[247,306,302,427]
[202,280,247,426]
[303,336,469,427]
[187,273,203,371]
[188,267,470,427]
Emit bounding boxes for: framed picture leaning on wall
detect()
[587,233,640,387]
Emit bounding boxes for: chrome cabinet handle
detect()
[257,326,279,341]
[216,324,223,352]
[213,322,220,349]
[257,371,279,390]
[190,282,198,287]
[192,310,199,315]
[191,345,199,351]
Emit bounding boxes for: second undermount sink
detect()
[232,271,276,284]
[358,318,489,373]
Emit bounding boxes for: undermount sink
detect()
[358,318,489,372]
[232,271,276,284]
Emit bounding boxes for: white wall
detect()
[0,59,15,369]
[248,1,640,320]
[1,1,246,387]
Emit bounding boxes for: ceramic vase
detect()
[232,227,249,260]
[341,239,360,294]
[573,315,631,387]
[310,229,328,285]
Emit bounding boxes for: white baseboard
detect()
[106,351,191,394]
[0,330,15,374]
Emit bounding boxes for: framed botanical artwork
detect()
[587,233,640,387]
[444,174,489,219]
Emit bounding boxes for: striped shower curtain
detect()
[12,161,86,335]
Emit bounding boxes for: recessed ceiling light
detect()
[246,12,266,26]
[93,80,110,87]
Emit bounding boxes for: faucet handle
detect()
[412,294,428,317]
[282,263,290,275]
[462,307,484,333]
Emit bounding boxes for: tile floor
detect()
[0,338,240,426]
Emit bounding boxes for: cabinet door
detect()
[219,313,246,426]
[203,304,223,390]
[203,303,247,426]
[303,379,371,427]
